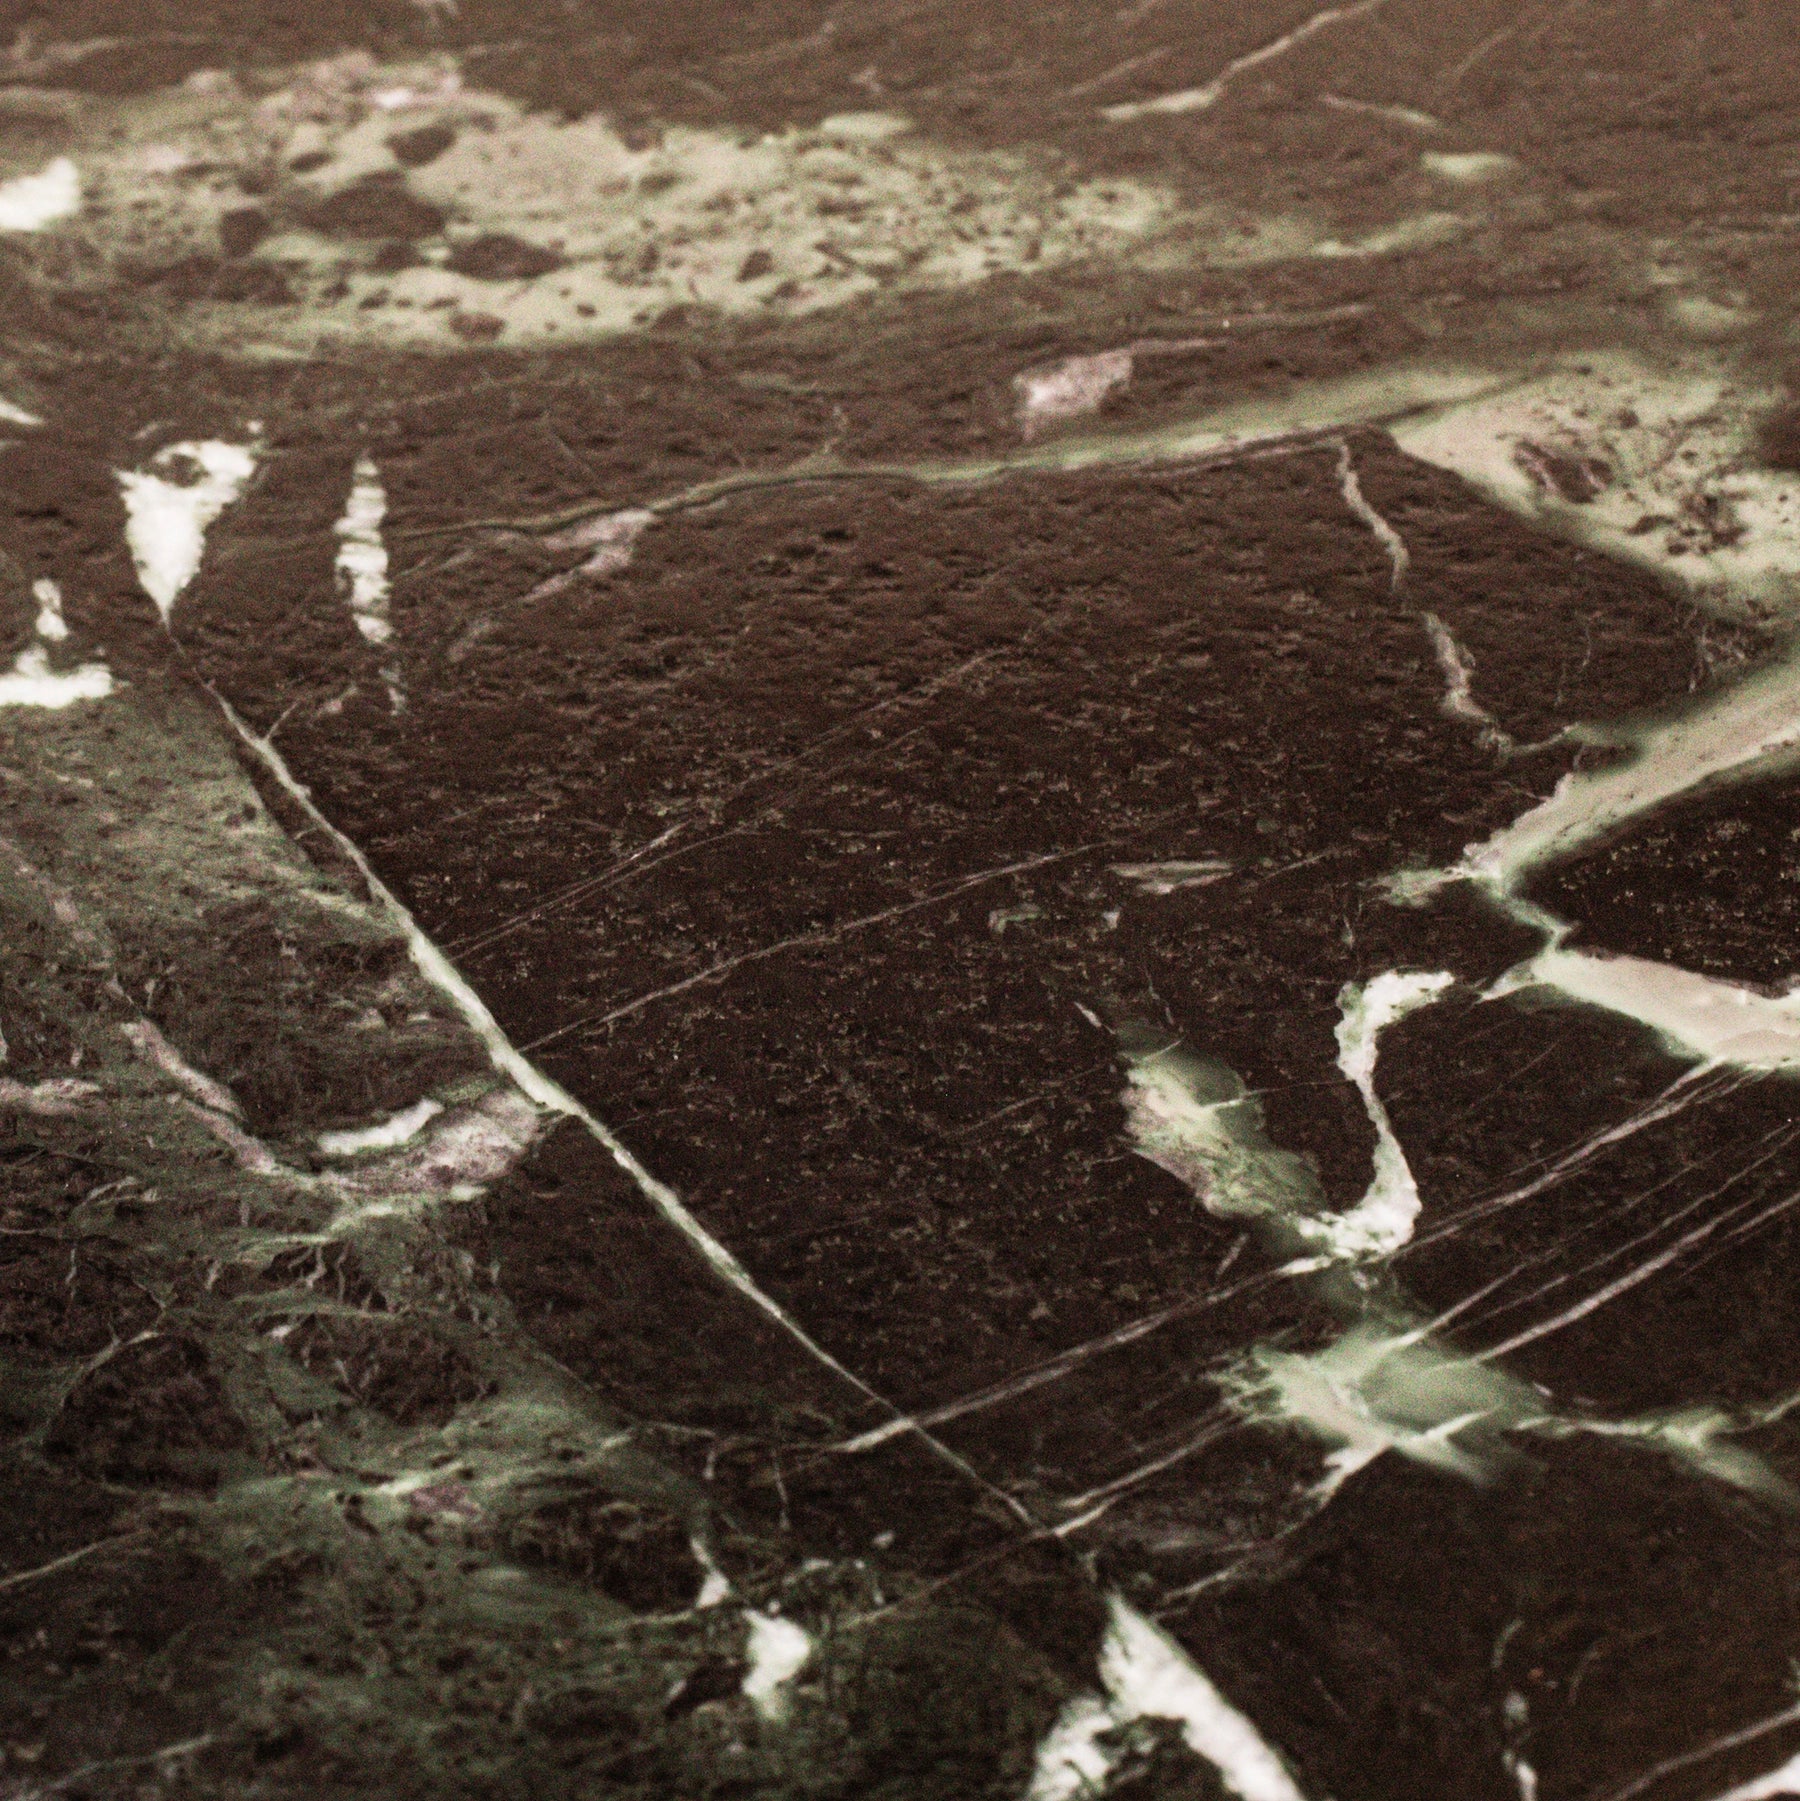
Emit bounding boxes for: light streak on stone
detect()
[117,440,259,623]
[1102,0,1387,120]
[334,455,392,643]
[317,1096,444,1156]
[0,156,80,230]
[1335,438,1409,586]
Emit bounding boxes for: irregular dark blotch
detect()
[121,254,295,304]
[503,1493,700,1611]
[300,174,446,242]
[45,1336,248,1488]
[521,1685,637,1743]
[737,248,774,281]
[664,1655,749,1718]
[218,205,270,259]
[444,232,565,281]
[287,1316,488,1427]
[1757,400,1800,473]
[1513,440,1612,503]
[449,310,506,342]
[370,239,423,273]
[386,122,457,168]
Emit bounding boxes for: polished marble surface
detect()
[3,5,1800,1797]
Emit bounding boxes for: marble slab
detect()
[4,6,1800,1799]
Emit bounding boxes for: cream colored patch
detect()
[1313,211,1466,258]
[61,56,1189,349]
[1391,349,1800,615]
[1498,946,1800,1072]
[0,644,112,709]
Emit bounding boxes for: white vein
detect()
[523,507,657,601]
[117,440,259,623]
[1336,437,1409,587]
[1110,859,1233,894]
[1319,93,1439,130]
[334,455,392,643]
[1598,1699,1800,1801]
[121,1019,242,1116]
[209,694,1023,1511]
[1420,611,1511,752]
[318,1096,443,1157]
[0,396,43,426]
[1296,971,1451,1259]
[1102,0,1387,120]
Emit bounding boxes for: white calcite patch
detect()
[1029,1598,1306,1801]
[1297,971,1452,1259]
[740,1611,813,1720]
[0,578,112,709]
[0,645,112,710]
[1391,349,1800,615]
[525,508,658,600]
[333,455,391,643]
[1026,1691,1117,1801]
[318,1096,444,1157]
[1225,1323,1534,1495]
[333,1088,541,1200]
[1498,943,1800,1074]
[32,579,68,642]
[1420,151,1518,184]
[0,155,81,230]
[0,396,43,426]
[118,439,259,623]
[1016,350,1137,438]
[1120,1042,1327,1228]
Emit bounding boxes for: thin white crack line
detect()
[1420,611,1515,752]
[1594,1699,1800,1801]
[1479,1182,1800,1363]
[446,646,1008,959]
[404,374,1532,547]
[1102,0,1389,119]
[1400,1069,1734,1255]
[9,1734,216,1801]
[834,1263,1299,1453]
[1455,1121,1800,1342]
[1051,1410,1237,1523]
[520,837,1129,1053]
[207,688,1037,1532]
[1335,437,1409,589]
